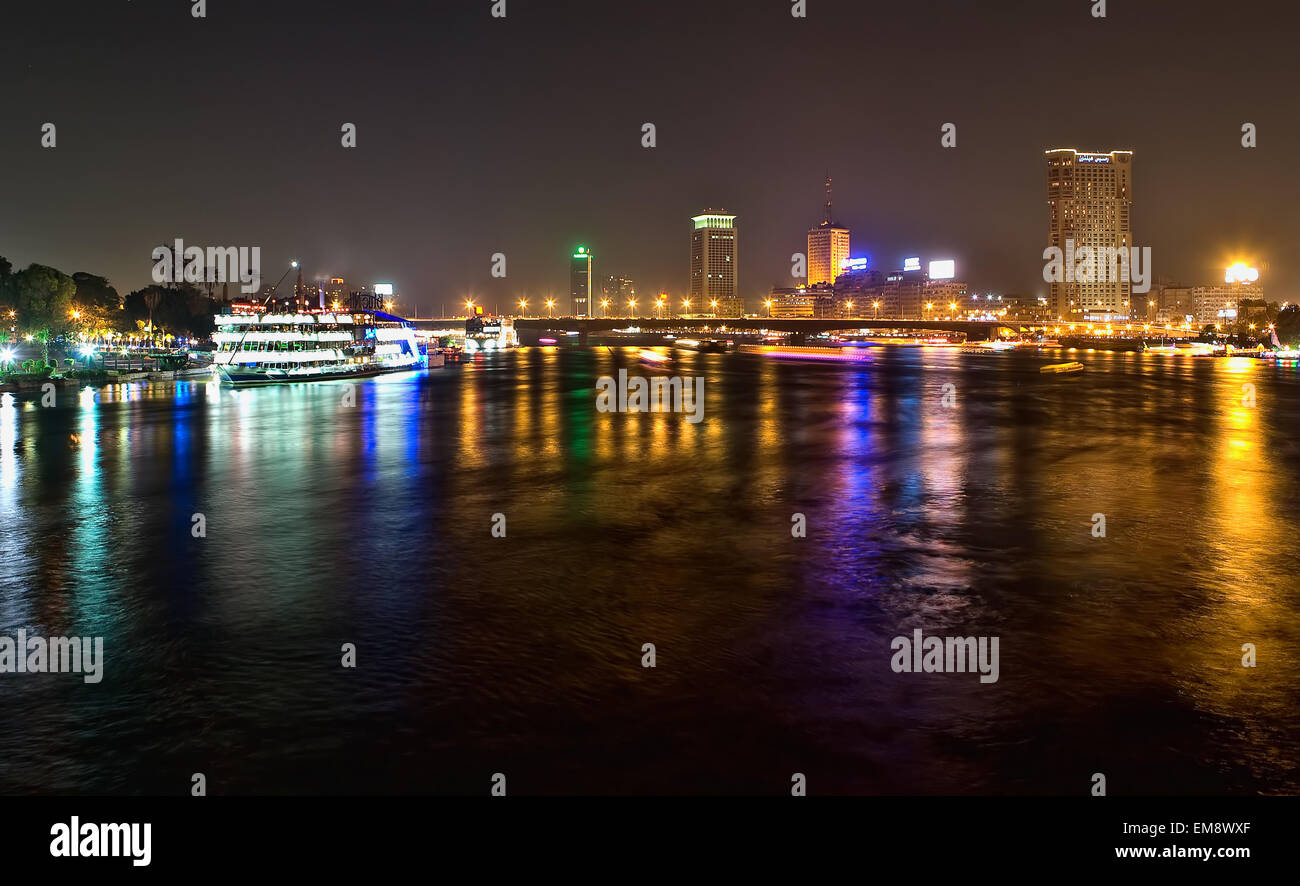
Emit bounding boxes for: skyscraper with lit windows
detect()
[689,210,740,316]
[570,246,592,317]
[1045,148,1134,321]
[807,177,850,287]
[602,275,635,316]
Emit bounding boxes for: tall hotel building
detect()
[807,177,850,287]
[570,246,592,317]
[1045,149,1134,321]
[690,210,740,316]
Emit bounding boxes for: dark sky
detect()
[2,0,1296,315]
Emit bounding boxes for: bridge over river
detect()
[410,316,1040,344]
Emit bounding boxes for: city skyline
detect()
[1,0,1291,311]
[0,143,1273,323]
[6,0,1300,843]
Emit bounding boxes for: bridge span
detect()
[410,316,1038,344]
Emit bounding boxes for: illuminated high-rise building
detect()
[602,274,635,316]
[323,276,346,310]
[1045,148,1134,321]
[570,246,592,317]
[603,275,635,300]
[807,177,850,287]
[689,210,740,316]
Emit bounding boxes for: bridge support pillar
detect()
[578,329,589,346]
[788,331,807,346]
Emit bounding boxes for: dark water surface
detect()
[2,346,1298,795]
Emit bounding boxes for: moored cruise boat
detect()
[213,307,423,386]
[464,313,518,352]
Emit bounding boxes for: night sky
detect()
[2,0,1295,315]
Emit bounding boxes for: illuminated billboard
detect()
[840,257,870,272]
[373,283,394,296]
[929,260,955,279]
[903,257,921,272]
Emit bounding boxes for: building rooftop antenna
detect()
[824,175,833,226]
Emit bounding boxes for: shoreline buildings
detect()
[767,178,979,321]
[766,283,836,318]
[324,276,346,311]
[1157,277,1265,326]
[306,275,347,310]
[602,274,636,316]
[689,210,741,317]
[768,257,971,320]
[1045,148,1134,323]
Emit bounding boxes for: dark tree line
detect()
[1,255,226,356]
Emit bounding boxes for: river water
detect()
[1,346,1297,794]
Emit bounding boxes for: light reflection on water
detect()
[0,348,1297,795]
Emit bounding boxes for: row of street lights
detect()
[470,296,729,319]
[469,296,1274,326]
[465,296,975,320]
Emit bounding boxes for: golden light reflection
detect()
[511,348,535,463]
[918,353,969,588]
[753,355,782,494]
[539,348,562,461]
[457,364,487,469]
[1170,359,1293,753]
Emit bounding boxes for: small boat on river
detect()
[1040,361,1085,374]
